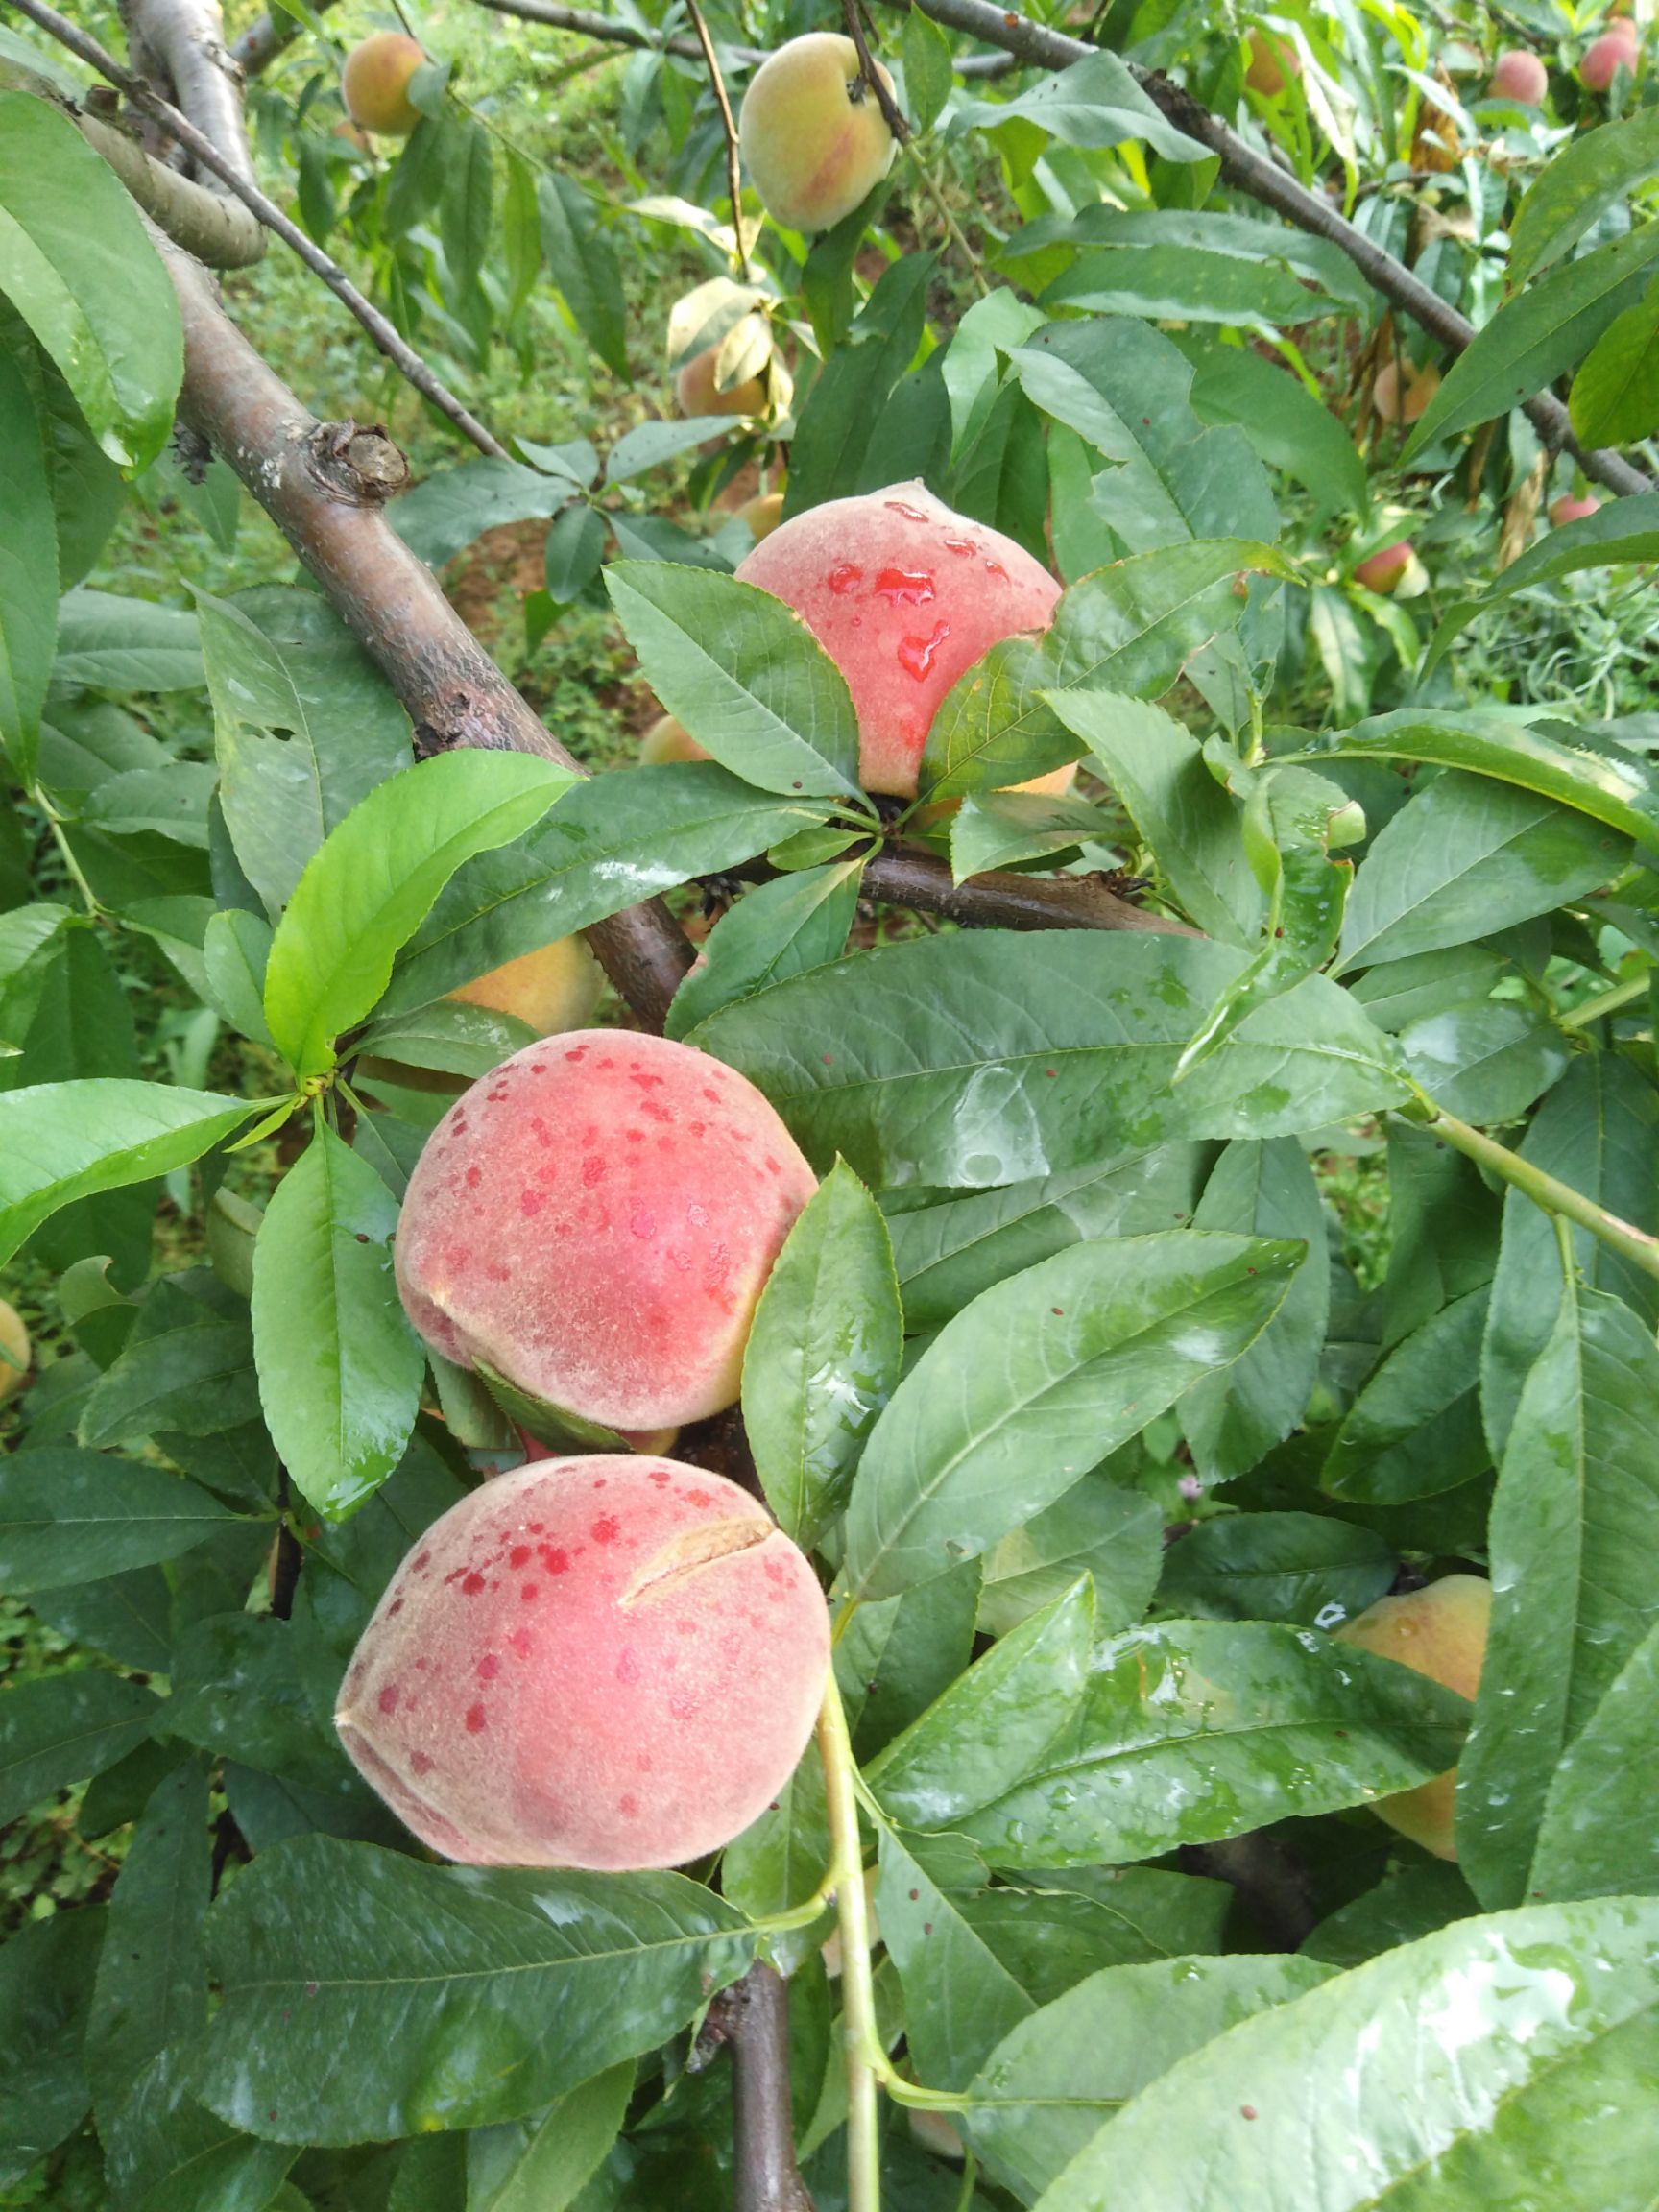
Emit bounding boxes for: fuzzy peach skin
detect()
[1580,23,1640,88]
[736,481,1062,799]
[1550,493,1601,527]
[448,936,602,1036]
[341,32,426,135]
[738,33,897,233]
[335,1456,830,1869]
[395,1031,817,1433]
[1489,48,1548,101]
[1335,1574,1491,1861]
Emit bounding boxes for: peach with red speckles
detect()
[395,1031,816,1433]
[736,481,1061,798]
[335,1455,830,1868]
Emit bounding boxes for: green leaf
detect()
[251,1124,423,1520]
[965,1954,1333,2202]
[692,931,1408,1190]
[1530,1618,1659,1902]
[1336,769,1628,972]
[869,1577,1095,1827]
[0,1079,253,1269]
[978,1470,1163,1639]
[1570,279,1659,445]
[664,860,863,1041]
[262,750,572,1080]
[465,2062,635,2212]
[439,115,493,301]
[542,500,605,605]
[949,788,1121,880]
[1428,509,1659,668]
[722,1760,830,1973]
[201,587,411,918]
[1033,1897,1659,2212]
[390,452,594,567]
[79,1271,259,1447]
[164,1615,345,1790]
[1481,1053,1659,1457]
[605,564,862,801]
[843,1230,1303,1599]
[1404,223,1659,457]
[1159,1512,1397,1627]
[1457,1280,1659,1909]
[1397,999,1570,1123]
[1060,692,1261,944]
[1510,108,1659,287]
[955,1618,1470,1867]
[0,1671,156,1824]
[78,761,217,847]
[785,255,936,515]
[888,1144,1214,1332]
[0,1908,104,2189]
[875,1830,1036,2090]
[539,174,628,380]
[1044,244,1342,328]
[197,1836,757,2142]
[201,908,274,1045]
[1300,1860,1478,1968]
[52,589,202,691]
[1322,1286,1492,1505]
[951,50,1208,160]
[0,91,181,468]
[1185,339,1368,518]
[836,1563,982,1759]
[902,6,955,132]
[1183,1140,1331,1485]
[742,1160,902,1548]
[0,339,57,778]
[30,1570,174,1675]
[0,1447,240,1594]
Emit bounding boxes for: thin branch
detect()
[685,0,752,283]
[841,0,909,151]
[77,106,265,265]
[230,0,334,76]
[154,227,694,1029]
[729,1963,816,2212]
[1426,1104,1659,1283]
[11,0,507,460]
[464,0,1012,75]
[880,0,1653,502]
[855,847,1202,935]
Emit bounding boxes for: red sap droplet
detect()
[943,536,977,558]
[377,1684,400,1715]
[410,1751,434,1776]
[874,567,936,606]
[591,1516,622,1545]
[461,1572,487,1596]
[984,559,1010,583]
[827,564,863,594]
[509,1546,531,1569]
[898,621,952,681]
[884,499,928,521]
[465,1702,488,1733]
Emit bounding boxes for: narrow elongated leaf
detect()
[1034,1898,1659,2212]
[197,1836,757,2142]
[1510,108,1659,286]
[966,1954,1333,2203]
[0,1908,105,2188]
[0,92,181,468]
[951,50,1207,161]
[958,1619,1470,1866]
[875,1831,1035,2091]
[0,1447,239,1593]
[51,590,202,692]
[1323,1286,1491,1504]
[1530,1619,1659,1902]
[538,174,628,379]
[1405,222,1659,455]
[665,859,863,1042]
[836,1564,982,1759]
[381,763,826,1020]
[606,564,862,799]
[391,455,593,567]
[843,1231,1302,1599]
[693,932,1408,1190]
[251,1124,422,1520]
[262,750,572,1079]
[1045,244,1341,327]
[465,2061,635,2212]
[1159,1512,1396,1628]
[1457,1280,1659,1908]
[1185,339,1367,517]
[979,1472,1162,1639]
[79,1271,258,1446]
[0,341,57,779]
[1398,998,1569,1124]
[742,1160,902,1547]
[1571,282,1659,445]
[0,1080,253,1268]
[0,1671,156,1824]
[1428,490,1659,673]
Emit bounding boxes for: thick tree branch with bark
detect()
[117,0,256,187]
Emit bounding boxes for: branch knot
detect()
[306,421,411,504]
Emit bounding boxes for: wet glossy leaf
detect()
[251,1124,422,1520]
[1458,1281,1659,1909]
[965,1954,1332,2202]
[1184,1140,1329,1485]
[835,1560,982,1760]
[1531,1618,1659,1903]
[743,1161,902,1548]
[1034,1896,1659,2212]
[843,1231,1302,1599]
[665,860,863,1042]
[0,1446,239,1593]
[1159,1513,1396,1629]
[954,1619,1469,1867]
[0,1671,156,1824]
[978,1469,1162,1640]
[1322,1286,1491,1505]
[875,1830,1034,2090]
[1398,999,1571,1124]
[197,1836,757,2142]
[1300,1860,1478,1968]
[693,932,1408,1190]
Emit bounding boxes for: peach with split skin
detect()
[0,1299,29,1407]
[1550,493,1602,527]
[738,34,897,234]
[448,937,603,1038]
[1580,24,1640,89]
[335,1455,830,1869]
[1245,29,1301,96]
[395,1030,817,1435]
[639,713,709,765]
[675,346,769,421]
[735,481,1061,799]
[1488,48,1549,102]
[1334,1573,1490,1860]
[341,32,427,136]
[1353,540,1414,593]
[1372,358,1441,426]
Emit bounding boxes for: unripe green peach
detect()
[336,1455,830,1869]
[736,480,1060,799]
[0,1298,29,1406]
[738,34,897,233]
[1580,23,1639,89]
[675,345,769,420]
[395,1031,817,1434]
[1335,1574,1490,1860]
[1489,47,1548,101]
[340,32,427,136]
[639,713,709,764]
[448,937,603,1037]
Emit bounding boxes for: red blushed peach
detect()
[1354,540,1414,592]
[395,1031,817,1434]
[674,345,769,420]
[1334,1574,1490,1861]
[1550,493,1601,526]
[1489,48,1548,102]
[341,32,426,136]
[738,34,897,233]
[1245,29,1300,96]
[736,481,1061,799]
[335,1455,830,1869]
[1580,24,1640,90]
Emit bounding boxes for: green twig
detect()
[1557,972,1650,1031]
[1426,1103,1659,1284]
[818,1670,882,2212]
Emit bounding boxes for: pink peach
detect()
[395,1032,817,1434]
[1550,493,1601,526]
[735,481,1061,799]
[1580,25,1639,90]
[1354,540,1414,592]
[1489,48,1548,101]
[336,1455,830,1869]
